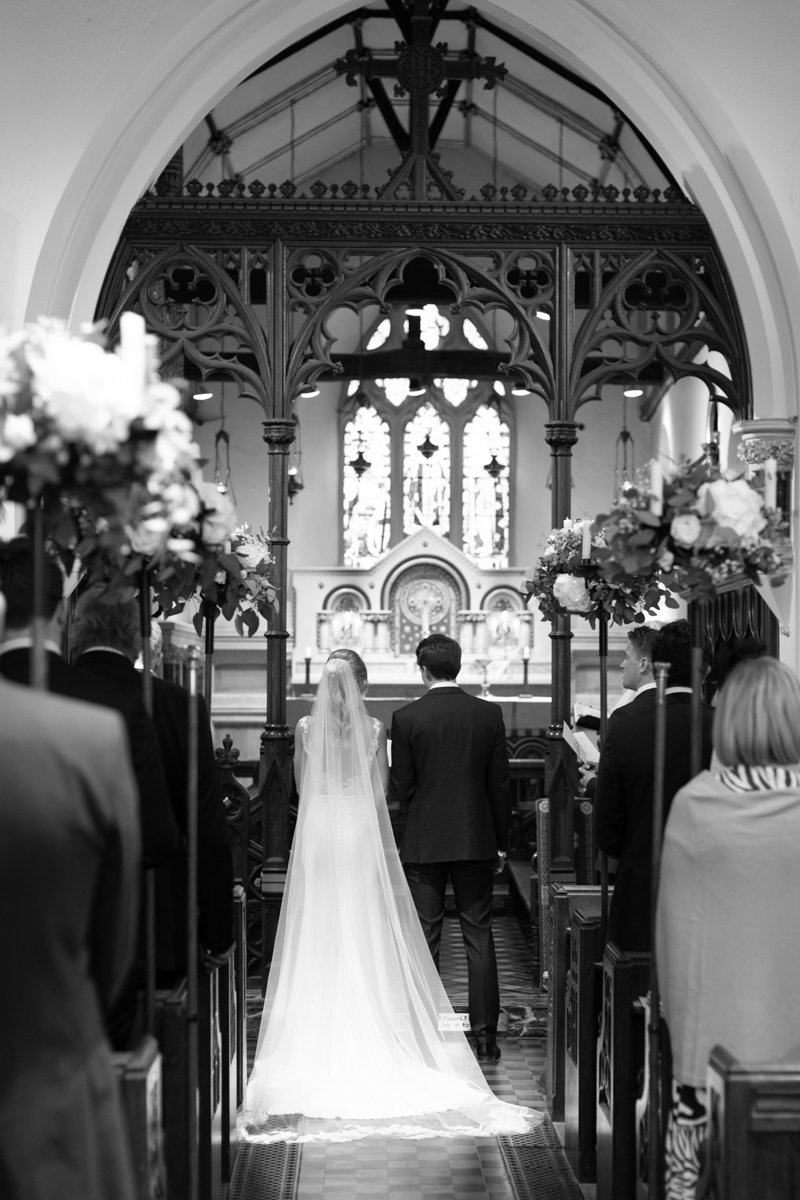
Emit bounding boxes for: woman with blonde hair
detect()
[656,655,800,1199]
[238,648,538,1143]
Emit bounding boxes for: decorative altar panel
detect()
[289,525,536,687]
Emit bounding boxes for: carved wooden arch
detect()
[103,244,273,406]
[284,243,553,405]
[569,246,749,419]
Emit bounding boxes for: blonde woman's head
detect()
[714,656,800,767]
[326,648,368,693]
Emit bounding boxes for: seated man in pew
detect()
[144,622,234,979]
[72,598,235,992]
[594,619,713,952]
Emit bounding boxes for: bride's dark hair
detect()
[326,648,368,693]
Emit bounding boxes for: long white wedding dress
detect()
[238,658,540,1143]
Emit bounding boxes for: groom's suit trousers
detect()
[404,859,499,1042]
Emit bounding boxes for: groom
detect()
[389,633,512,1061]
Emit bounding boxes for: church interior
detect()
[2,2,800,1198]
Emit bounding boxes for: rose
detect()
[236,540,270,571]
[658,548,675,571]
[553,573,593,613]
[0,412,36,460]
[698,477,766,544]
[670,512,702,548]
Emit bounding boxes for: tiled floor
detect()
[234,890,587,1200]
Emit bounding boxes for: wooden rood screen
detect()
[97,187,754,960]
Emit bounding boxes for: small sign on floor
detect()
[438,1012,471,1031]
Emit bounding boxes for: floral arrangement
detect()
[592,457,793,603]
[523,517,669,628]
[0,315,242,613]
[193,523,279,637]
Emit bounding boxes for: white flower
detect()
[670,512,702,548]
[28,330,147,454]
[197,481,239,547]
[697,477,766,545]
[236,542,270,571]
[658,548,675,570]
[0,412,36,460]
[553,573,593,613]
[526,594,538,613]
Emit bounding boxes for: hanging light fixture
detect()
[484,453,505,479]
[213,388,235,498]
[418,432,438,459]
[615,393,636,501]
[288,414,304,502]
[350,448,371,477]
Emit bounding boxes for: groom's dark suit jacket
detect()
[389,686,512,863]
[594,688,713,951]
[0,647,177,867]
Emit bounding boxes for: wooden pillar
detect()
[259,418,295,979]
[544,419,580,729]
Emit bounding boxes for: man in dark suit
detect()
[145,623,234,973]
[0,587,140,1200]
[73,600,234,970]
[594,619,713,951]
[388,633,512,1061]
[0,537,178,870]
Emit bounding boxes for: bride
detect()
[238,648,540,1143]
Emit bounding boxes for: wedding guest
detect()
[143,622,234,976]
[656,656,800,1200]
[0,537,178,871]
[389,633,512,1062]
[594,618,713,950]
[0,587,140,1200]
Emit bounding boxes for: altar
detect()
[164,527,632,759]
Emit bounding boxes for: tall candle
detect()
[764,457,777,510]
[118,311,147,393]
[581,520,592,560]
[650,459,663,517]
[522,645,530,661]
[305,645,313,660]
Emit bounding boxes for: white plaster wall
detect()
[2,0,798,652]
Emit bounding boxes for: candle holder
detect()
[301,655,312,698]
[520,653,531,697]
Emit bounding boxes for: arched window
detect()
[342,404,391,568]
[403,403,450,535]
[340,308,513,568]
[463,405,510,569]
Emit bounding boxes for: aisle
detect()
[229,896,583,1200]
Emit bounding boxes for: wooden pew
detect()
[595,943,650,1200]
[700,1045,800,1199]
[633,993,671,1200]
[564,902,605,1182]
[113,1034,167,1200]
[547,884,605,1120]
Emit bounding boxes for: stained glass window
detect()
[463,405,510,568]
[342,405,391,568]
[403,403,450,536]
[340,309,513,568]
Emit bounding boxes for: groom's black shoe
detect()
[476,1041,501,1061]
